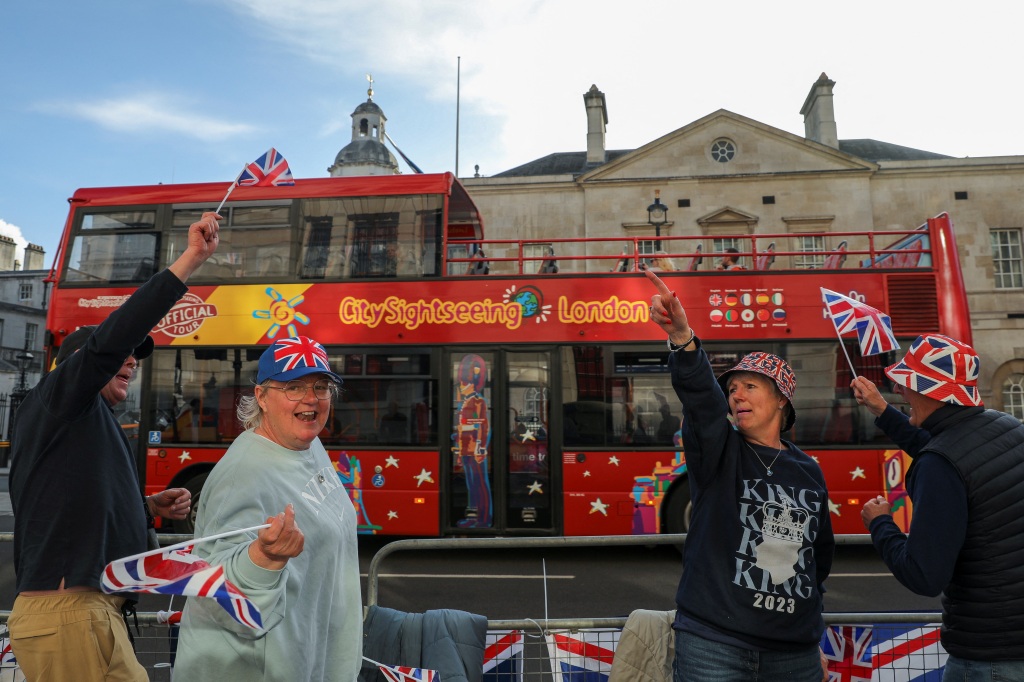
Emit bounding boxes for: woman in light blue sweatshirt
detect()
[174,337,361,682]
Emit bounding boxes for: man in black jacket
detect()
[854,334,1024,679]
[8,211,220,682]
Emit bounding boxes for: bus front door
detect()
[445,350,555,535]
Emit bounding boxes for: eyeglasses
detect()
[264,380,333,401]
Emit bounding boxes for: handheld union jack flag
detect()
[821,288,900,356]
[377,663,438,682]
[237,147,295,187]
[215,147,295,213]
[101,544,263,630]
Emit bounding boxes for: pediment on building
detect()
[579,109,877,183]
[697,206,759,227]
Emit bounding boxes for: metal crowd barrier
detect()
[0,533,943,681]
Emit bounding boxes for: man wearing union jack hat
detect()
[852,334,1024,677]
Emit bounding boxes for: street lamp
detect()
[15,350,34,393]
[8,348,33,444]
[647,190,668,239]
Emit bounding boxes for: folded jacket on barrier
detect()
[609,609,675,682]
[360,605,488,682]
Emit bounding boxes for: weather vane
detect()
[366,73,374,99]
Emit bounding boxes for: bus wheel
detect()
[663,483,692,546]
[173,472,209,535]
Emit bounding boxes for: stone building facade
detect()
[461,74,1024,417]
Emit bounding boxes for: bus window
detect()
[146,348,262,445]
[323,351,437,447]
[299,196,443,279]
[561,346,678,447]
[168,205,293,281]
[65,210,159,283]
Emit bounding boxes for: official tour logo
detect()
[155,292,218,337]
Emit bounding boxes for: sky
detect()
[4,0,1023,270]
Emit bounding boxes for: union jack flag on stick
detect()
[216,147,295,213]
[821,288,900,377]
[101,523,269,629]
[364,657,438,682]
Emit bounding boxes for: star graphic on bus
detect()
[590,498,609,516]
[178,450,191,463]
[850,466,865,480]
[385,455,399,468]
[503,285,552,323]
[828,499,841,515]
[387,510,398,520]
[252,287,311,339]
[527,481,543,495]
[608,455,620,466]
[414,468,434,487]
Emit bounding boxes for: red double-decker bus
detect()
[45,172,970,537]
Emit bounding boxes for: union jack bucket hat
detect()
[717,352,797,431]
[885,334,981,406]
[257,336,342,384]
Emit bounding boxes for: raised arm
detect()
[644,268,694,350]
[168,211,221,283]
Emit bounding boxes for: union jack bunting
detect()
[871,625,946,681]
[821,288,900,356]
[237,147,295,187]
[821,625,872,682]
[0,631,16,671]
[484,630,524,682]
[101,545,263,630]
[545,630,619,682]
[377,664,438,682]
[885,334,981,406]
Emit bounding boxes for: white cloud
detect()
[39,93,259,141]
[213,0,1024,171]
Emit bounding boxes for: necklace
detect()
[745,440,783,477]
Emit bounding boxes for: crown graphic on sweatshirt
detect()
[761,500,808,544]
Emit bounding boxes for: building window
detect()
[1004,373,1024,421]
[25,323,37,350]
[795,235,826,269]
[991,229,1023,289]
[19,282,32,301]
[710,139,735,163]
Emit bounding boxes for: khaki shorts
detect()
[8,593,148,682]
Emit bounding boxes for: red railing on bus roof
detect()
[446,227,939,275]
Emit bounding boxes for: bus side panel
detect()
[562,449,684,536]
[146,447,225,497]
[807,448,889,535]
[335,449,440,536]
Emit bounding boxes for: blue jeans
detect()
[942,654,1024,681]
[674,629,822,682]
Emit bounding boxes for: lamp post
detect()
[8,347,34,444]
[647,190,668,239]
[15,349,33,393]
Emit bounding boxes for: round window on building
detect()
[710,138,736,163]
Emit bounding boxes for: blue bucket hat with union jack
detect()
[717,352,797,432]
[885,334,981,407]
[257,336,342,385]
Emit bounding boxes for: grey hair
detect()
[236,378,341,432]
